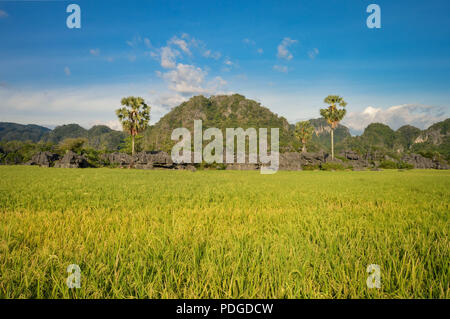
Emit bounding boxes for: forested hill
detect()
[142,94,300,152]
[339,119,450,160]
[0,122,50,143]
[0,122,127,151]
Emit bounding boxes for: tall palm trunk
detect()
[302,140,306,153]
[331,129,334,159]
[131,135,135,156]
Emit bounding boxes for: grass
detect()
[0,166,448,298]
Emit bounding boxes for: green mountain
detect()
[143,94,300,152]
[394,125,422,152]
[40,124,126,151]
[361,123,396,149]
[335,119,450,161]
[0,122,50,142]
[87,125,127,151]
[410,118,450,160]
[340,123,410,155]
[307,118,351,152]
[41,124,88,143]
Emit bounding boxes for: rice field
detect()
[0,166,449,298]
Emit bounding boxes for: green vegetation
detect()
[360,123,396,149]
[119,135,144,155]
[43,124,88,144]
[0,96,449,162]
[319,95,347,159]
[143,94,300,152]
[0,138,107,166]
[0,123,50,143]
[379,160,414,170]
[394,125,422,151]
[320,162,346,171]
[294,121,314,152]
[339,119,450,162]
[0,140,55,164]
[40,123,127,151]
[116,97,151,155]
[410,119,450,161]
[0,166,448,298]
[308,118,351,152]
[58,138,87,154]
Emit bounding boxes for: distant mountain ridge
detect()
[41,124,128,151]
[0,94,448,160]
[0,122,127,151]
[0,122,51,143]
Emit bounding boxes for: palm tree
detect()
[116,97,150,155]
[295,121,314,153]
[319,95,347,159]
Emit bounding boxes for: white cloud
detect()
[273,65,288,73]
[0,83,171,127]
[156,33,223,69]
[342,104,448,134]
[222,57,237,72]
[152,93,188,110]
[202,49,221,60]
[0,10,8,19]
[257,48,263,54]
[169,36,191,55]
[160,46,179,68]
[144,38,151,48]
[145,34,230,113]
[90,120,123,131]
[64,67,71,76]
[209,76,227,91]
[308,48,319,59]
[182,34,222,60]
[224,58,233,66]
[89,48,100,56]
[151,73,228,112]
[160,63,212,95]
[277,37,297,61]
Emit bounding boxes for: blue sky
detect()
[0,0,449,134]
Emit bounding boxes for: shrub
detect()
[379,160,414,170]
[397,161,414,169]
[82,148,102,167]
[58,138,87,155]
[379,160,398,169]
